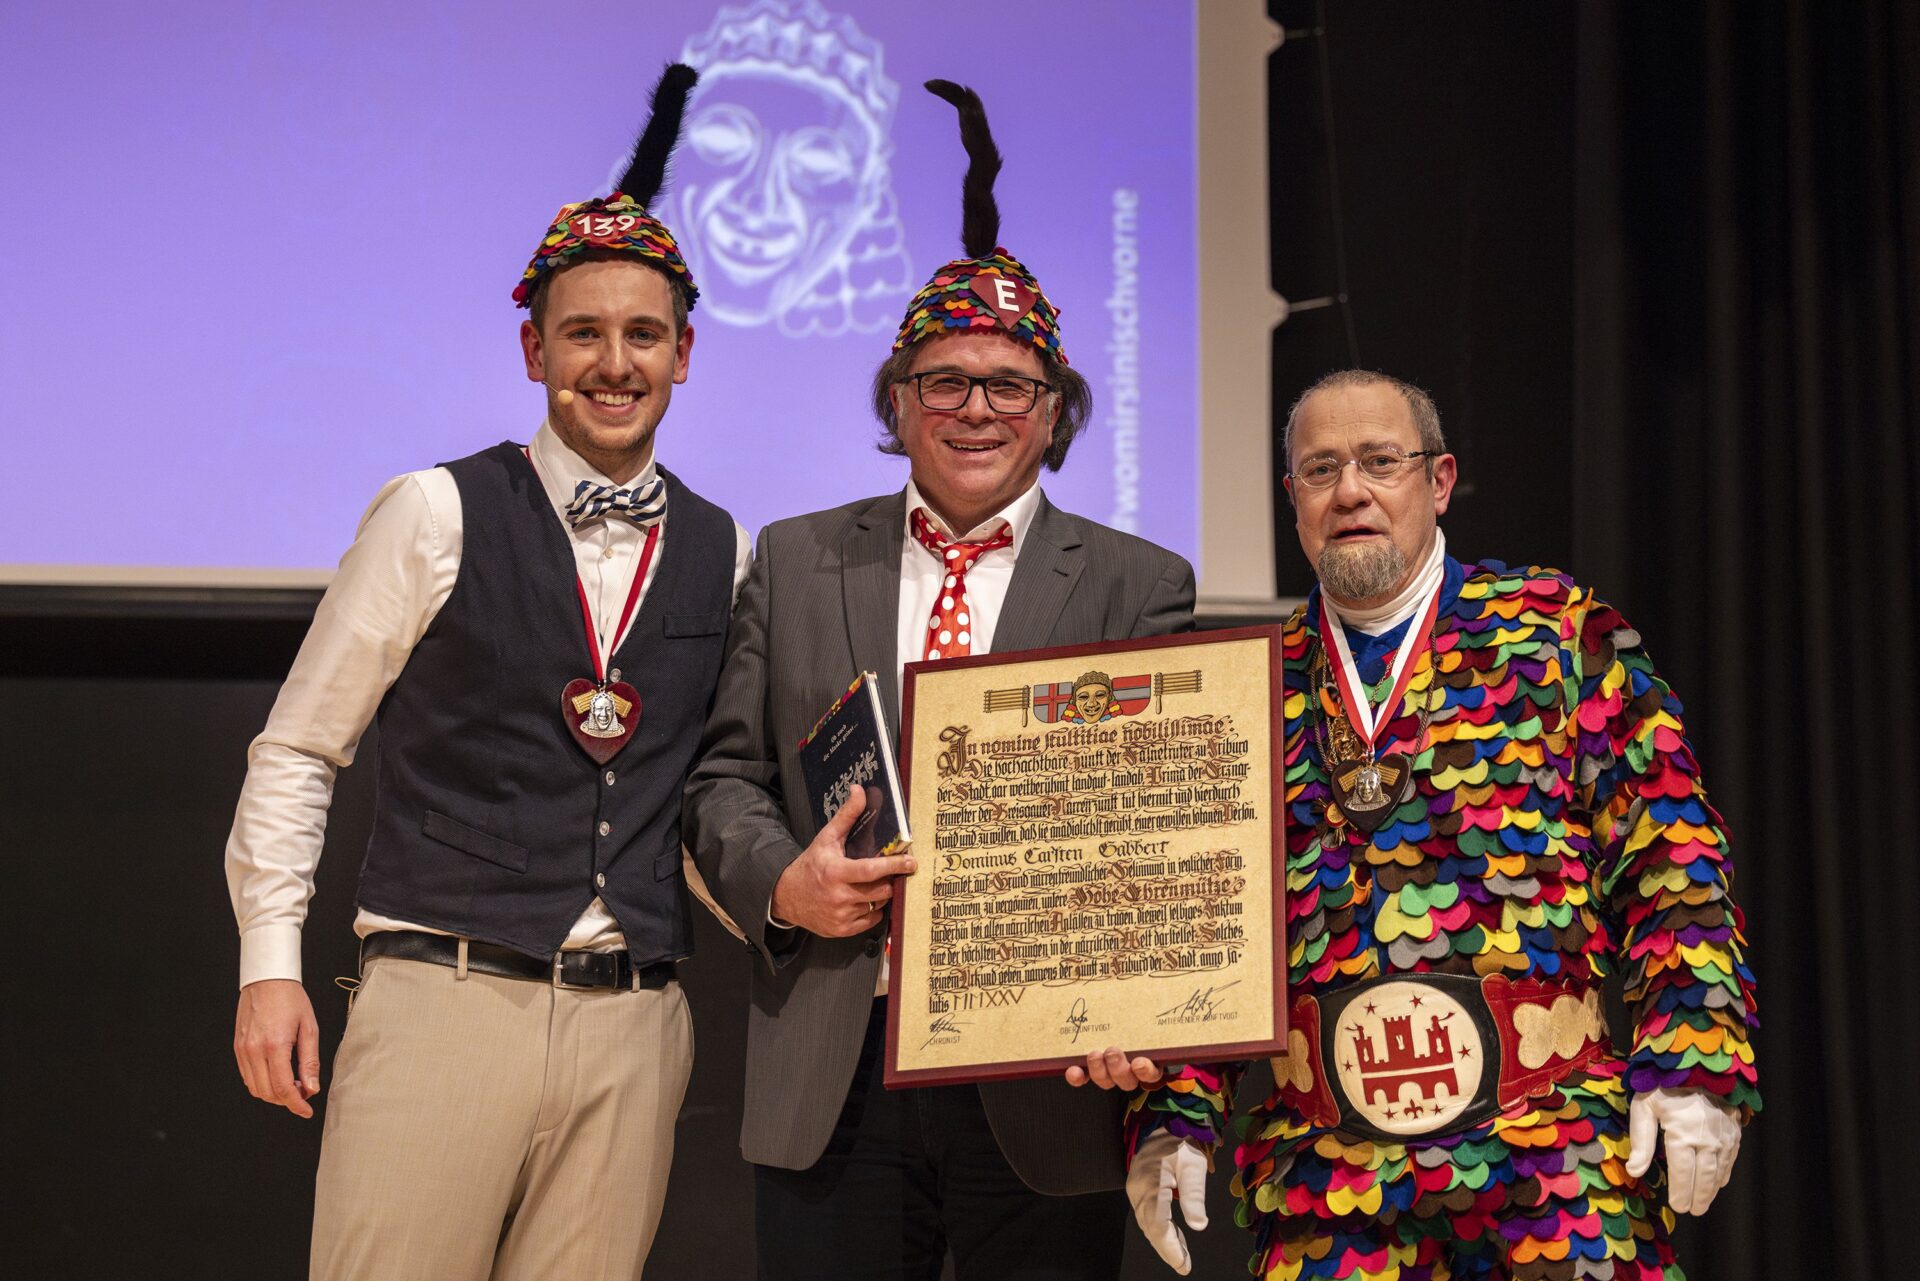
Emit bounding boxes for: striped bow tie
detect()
[565,476,667,529]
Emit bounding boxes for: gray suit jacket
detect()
[682,489,1195,1194]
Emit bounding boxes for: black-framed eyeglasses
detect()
[1288,448,1438,490]
[898,371,1049,414]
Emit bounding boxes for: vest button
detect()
[595,872,607,889]
[863,937,881,957]
[604,770,616,786]
[597,821,611,837]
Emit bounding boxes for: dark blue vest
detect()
[355,443,734,964]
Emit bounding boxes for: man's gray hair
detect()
[1282,369,1446,468]
[869,343,1092,472]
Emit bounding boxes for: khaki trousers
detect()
[310,954,693,1281]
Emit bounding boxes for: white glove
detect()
[1127,1130,1210,1275]
[1625,1086,1743,1215]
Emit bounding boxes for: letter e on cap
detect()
[968,274,1038,328]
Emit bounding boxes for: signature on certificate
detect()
[1157,980,1241,1023]
[922,1012,968,1050]
[1066,997,1092,1043]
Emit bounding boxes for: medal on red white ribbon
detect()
[1319,585,1441,833]
[559,521,657,765]
[528,448,659,765]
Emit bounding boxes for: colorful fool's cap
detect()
[892,81,1067,363]
[513,63,702,310]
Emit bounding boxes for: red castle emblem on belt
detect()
[1349,1010,1463,1112]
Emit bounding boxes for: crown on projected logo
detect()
[681,0,897,127]
[892,81,1067,364]
[513,64,701,311]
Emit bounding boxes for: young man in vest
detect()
[224,65,749,1280]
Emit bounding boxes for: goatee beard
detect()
[1317,540,1406,604]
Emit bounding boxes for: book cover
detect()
[797,671,911,859]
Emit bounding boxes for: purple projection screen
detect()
[0,1,1197,581]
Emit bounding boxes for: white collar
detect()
[1324,528,1448,635]
[902,478,1043,556]
[528,420,659,516]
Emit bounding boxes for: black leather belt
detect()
[361,930,674,991]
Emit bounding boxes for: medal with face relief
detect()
[525,448,662,767]
[554,514,657,766]
[577,686,627,738]
[1318,681,1416,833]
[563,677,643,764]
[1317,589,1442,834]
[1328,753,1413,832]
[554,520,659,766]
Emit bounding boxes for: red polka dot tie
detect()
[910,507,1012,661]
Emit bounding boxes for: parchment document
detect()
[888,628,1285,1085]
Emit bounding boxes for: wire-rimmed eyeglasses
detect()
[898,371,1049,415]
[1288,447,1438,490]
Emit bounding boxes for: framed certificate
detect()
[886,626,1287,1086]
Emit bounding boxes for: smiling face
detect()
[893,330,1058,535]
[519,258,694,483]
[672,74,882,323]
[1073,683,1113,722]
[1287,381,1457,609]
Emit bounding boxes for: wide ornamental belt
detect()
[1270,973,1611,1144]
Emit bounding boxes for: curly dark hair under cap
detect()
[868,339,1092,472]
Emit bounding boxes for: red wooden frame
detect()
[886,625,1289,1088]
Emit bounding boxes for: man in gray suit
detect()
[682,82,1195,1280]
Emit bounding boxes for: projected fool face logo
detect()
[641,0,912,336]
[682,74,875,308]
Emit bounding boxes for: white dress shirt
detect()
[893,478,1043,713]
[225,422,751,987]
[867,478,1042,993]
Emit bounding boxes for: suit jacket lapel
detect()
[842,492,906,733]
[994,495,1085,655]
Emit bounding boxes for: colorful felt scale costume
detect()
[1128,557,1759,1281]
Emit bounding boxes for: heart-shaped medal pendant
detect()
[1327,752,1413,834]
[562,678,641,764]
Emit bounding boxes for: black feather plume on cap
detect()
[617,63,699,208]
[925,79,1002,258]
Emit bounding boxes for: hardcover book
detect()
[798,672,911,859]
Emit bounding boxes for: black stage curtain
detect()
[1574,2,1918,1275]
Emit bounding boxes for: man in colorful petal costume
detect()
[684,81,1193,1279]
[225,65,750,1279]
[1080,370,1758,1280]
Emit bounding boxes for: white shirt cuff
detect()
[239,923,305,989]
